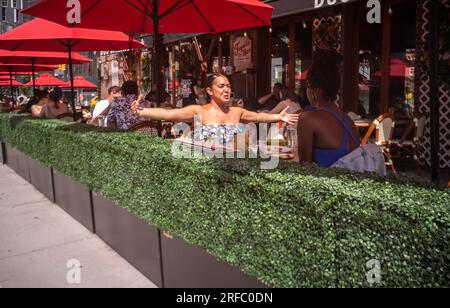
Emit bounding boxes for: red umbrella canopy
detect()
[0,79,24,86]
[0,49,91,65]
[0,64,57,72]
[22,0,273,34]
[0,18,147,52]
[297,69,308,81]
[61,76,97,89]
[373,59,410,78]
[23,73,66,87]
[0,71,33,75]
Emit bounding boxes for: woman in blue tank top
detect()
[298,49,360,168]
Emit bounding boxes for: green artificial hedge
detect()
[1,114,449,288]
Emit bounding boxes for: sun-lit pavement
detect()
[0,164,156,288]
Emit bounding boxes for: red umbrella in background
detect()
[0,64,56,104]
[0,18,147,118]
[24,73,66,87]
[0,49,91,93]
[22,0,273,107]
[0,79,24,87]
[297,69,308,81]
[61,76,97,89]
[0,71,34,75]
[0,50,91,65]
[61,76,97,107]
[0,64,57,72]
[373,59,411,78]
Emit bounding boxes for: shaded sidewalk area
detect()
[0,164,156,288]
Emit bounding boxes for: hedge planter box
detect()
[53,170,94,233]
[28,157,54,202]
[92,192,163,288]
[5,144,18,173]
[160,232,267,288]
[16,151,30,183]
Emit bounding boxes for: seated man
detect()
[258,82,282,111]
[89,86,121,126]
[269,87,301,115]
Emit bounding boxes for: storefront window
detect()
[294,20,313,107]
[359,12,382,117]
[271,25,289,88]
[389,2,417,119]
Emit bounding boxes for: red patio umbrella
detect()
[61,76,97,89]
[297,69,308,81]
[0,79,24,87]
[23,0,273,34]
[0,18,147,118]
[22,0,273,108]
[0,71,33,75]
[23,73,66,87]
[0,64,57,72]
[0,49,91,92]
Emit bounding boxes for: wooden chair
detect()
[128,121,160,137]
[361,113,397,175]
[390,113,426,171]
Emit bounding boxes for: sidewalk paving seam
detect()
[0,236,96,261]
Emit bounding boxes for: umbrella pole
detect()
[9,67,14,108]
[429,0,440,184]
[31,58,36,96]
[153,0,162,136]
[67,44,77,121]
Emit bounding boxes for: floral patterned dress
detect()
[107,94,152,130]
[193,124,243,145]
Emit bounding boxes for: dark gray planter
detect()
[16,151,30,183]
[1,142,5,164]
[28,157,54,202]
[5,144,18,173]
[160,232,267,288]
[53,170,94,233]
[92,192,163,288]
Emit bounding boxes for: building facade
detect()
[0,0,35,34]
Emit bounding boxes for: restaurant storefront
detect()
[96,0,447,174]
[160,0,448,172]
[267,0,448,171]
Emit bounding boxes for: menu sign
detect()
[233,36,252,72]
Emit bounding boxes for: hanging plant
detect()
[313,16,341,51]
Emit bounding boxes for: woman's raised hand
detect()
[279,107,299,125]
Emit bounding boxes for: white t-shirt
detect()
[92,99,110,118]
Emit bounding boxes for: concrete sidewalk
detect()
[0,164,156,288]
